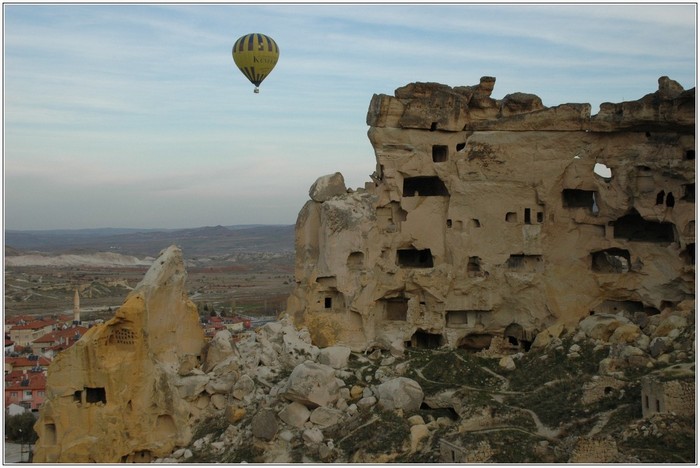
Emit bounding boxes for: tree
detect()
[5,411,38,444]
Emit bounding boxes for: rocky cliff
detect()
[32,246,206,463]
[287,76,695,353]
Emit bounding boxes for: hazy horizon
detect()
[4,3,696,230]
[5,223,295,232]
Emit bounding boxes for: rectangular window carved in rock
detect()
[347,251,364,270]
[592,300,643,315]
[682,183,695,202]
[613,211,675,243]
[432,145,448,162]
[397,248,434,268]
[44,423,56,445]
[682,243,694,265]
[524,208,531,224]
[85,387,106,404]
[506,254,543,272]
[316,276,337,288]
[402,176,449,197]
[591,248,631,273]
[321,289,343,312]
[384,298,408,321]
[446,310,468,327]
[562,189,597,209]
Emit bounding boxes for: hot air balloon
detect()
[232,33,279,93]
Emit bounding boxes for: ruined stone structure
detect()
[569,437,620,463]
[440,438,493,463]
[287,76,695,352]
[33,246,206,463]
[640,363,695,418]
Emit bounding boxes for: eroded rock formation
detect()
[287,76,695,352]
[33,245,206,463]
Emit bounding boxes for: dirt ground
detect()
[4,255,295,322]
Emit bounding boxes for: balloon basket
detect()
[254,87,260,94]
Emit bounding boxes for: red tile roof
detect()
[5,356,51,368]
[33,326,88,344]
[5,371,46,391]
[11,319,58,331]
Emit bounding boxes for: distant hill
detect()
[4,225,295,259]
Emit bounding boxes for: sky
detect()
[3,2,697,230]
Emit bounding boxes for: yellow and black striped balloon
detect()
[232,33,280,93]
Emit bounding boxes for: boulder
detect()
[224,404,246,424]
[609,323,641,344]
[499,92,545,117]
[318,346,352,369]
[499,356,516,371]
[578,314,630,342]
[204,330,236,372]
[652,315,688,338]
[303,427,324,445]
[210,393,227,410]
[407,415,425,426]
[375,377,424,412]
[649,337,671,358]
[278,401,311,428]
[178,354,199,376]
[350,385,364,400]
[175,374,210,400]
[531,323,565,349]
[309,172,347,202]
[206,373,236,394]
[410,424,430,452]
[232,374,255,400]
[281,360,341,408]
[389,340,405,358]
[309,407,342,428]
[280,329,320,369]
[357,396,377,410]
[251,409,278,441]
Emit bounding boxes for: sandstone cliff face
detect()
[33,245,206,463]
[287,76,695,352]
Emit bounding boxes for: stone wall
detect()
[287,76,695,352]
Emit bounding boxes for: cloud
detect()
[3,3,695,229]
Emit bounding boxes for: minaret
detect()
[73,288,80,325]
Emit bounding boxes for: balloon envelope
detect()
[232,33,279,91]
